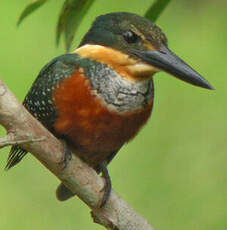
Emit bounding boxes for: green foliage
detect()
[17,0,49,26]
[145,0,171,22]
[56,0,94,51]
[17,0,171,51]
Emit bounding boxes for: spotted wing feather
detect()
[5,53,81,170]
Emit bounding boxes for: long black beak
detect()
[131,46,213,90]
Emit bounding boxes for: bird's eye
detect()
[123,31,139,43]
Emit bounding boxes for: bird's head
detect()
[77,12,213,89]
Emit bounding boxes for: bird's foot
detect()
[99,162,112,207]
[59,139,72,169]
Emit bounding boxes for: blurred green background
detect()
[0,0,227,229]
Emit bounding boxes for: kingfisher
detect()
[5,12,213,206]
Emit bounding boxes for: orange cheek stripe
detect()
[75,45,155,81]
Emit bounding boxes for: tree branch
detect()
[0,79,154,230]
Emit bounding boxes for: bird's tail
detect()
[5,145,28,170]
[56,183,75,201]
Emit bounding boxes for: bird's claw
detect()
[60,139,72,170]
[99,162,112,207]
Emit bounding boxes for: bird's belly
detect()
[55,104,153,166]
